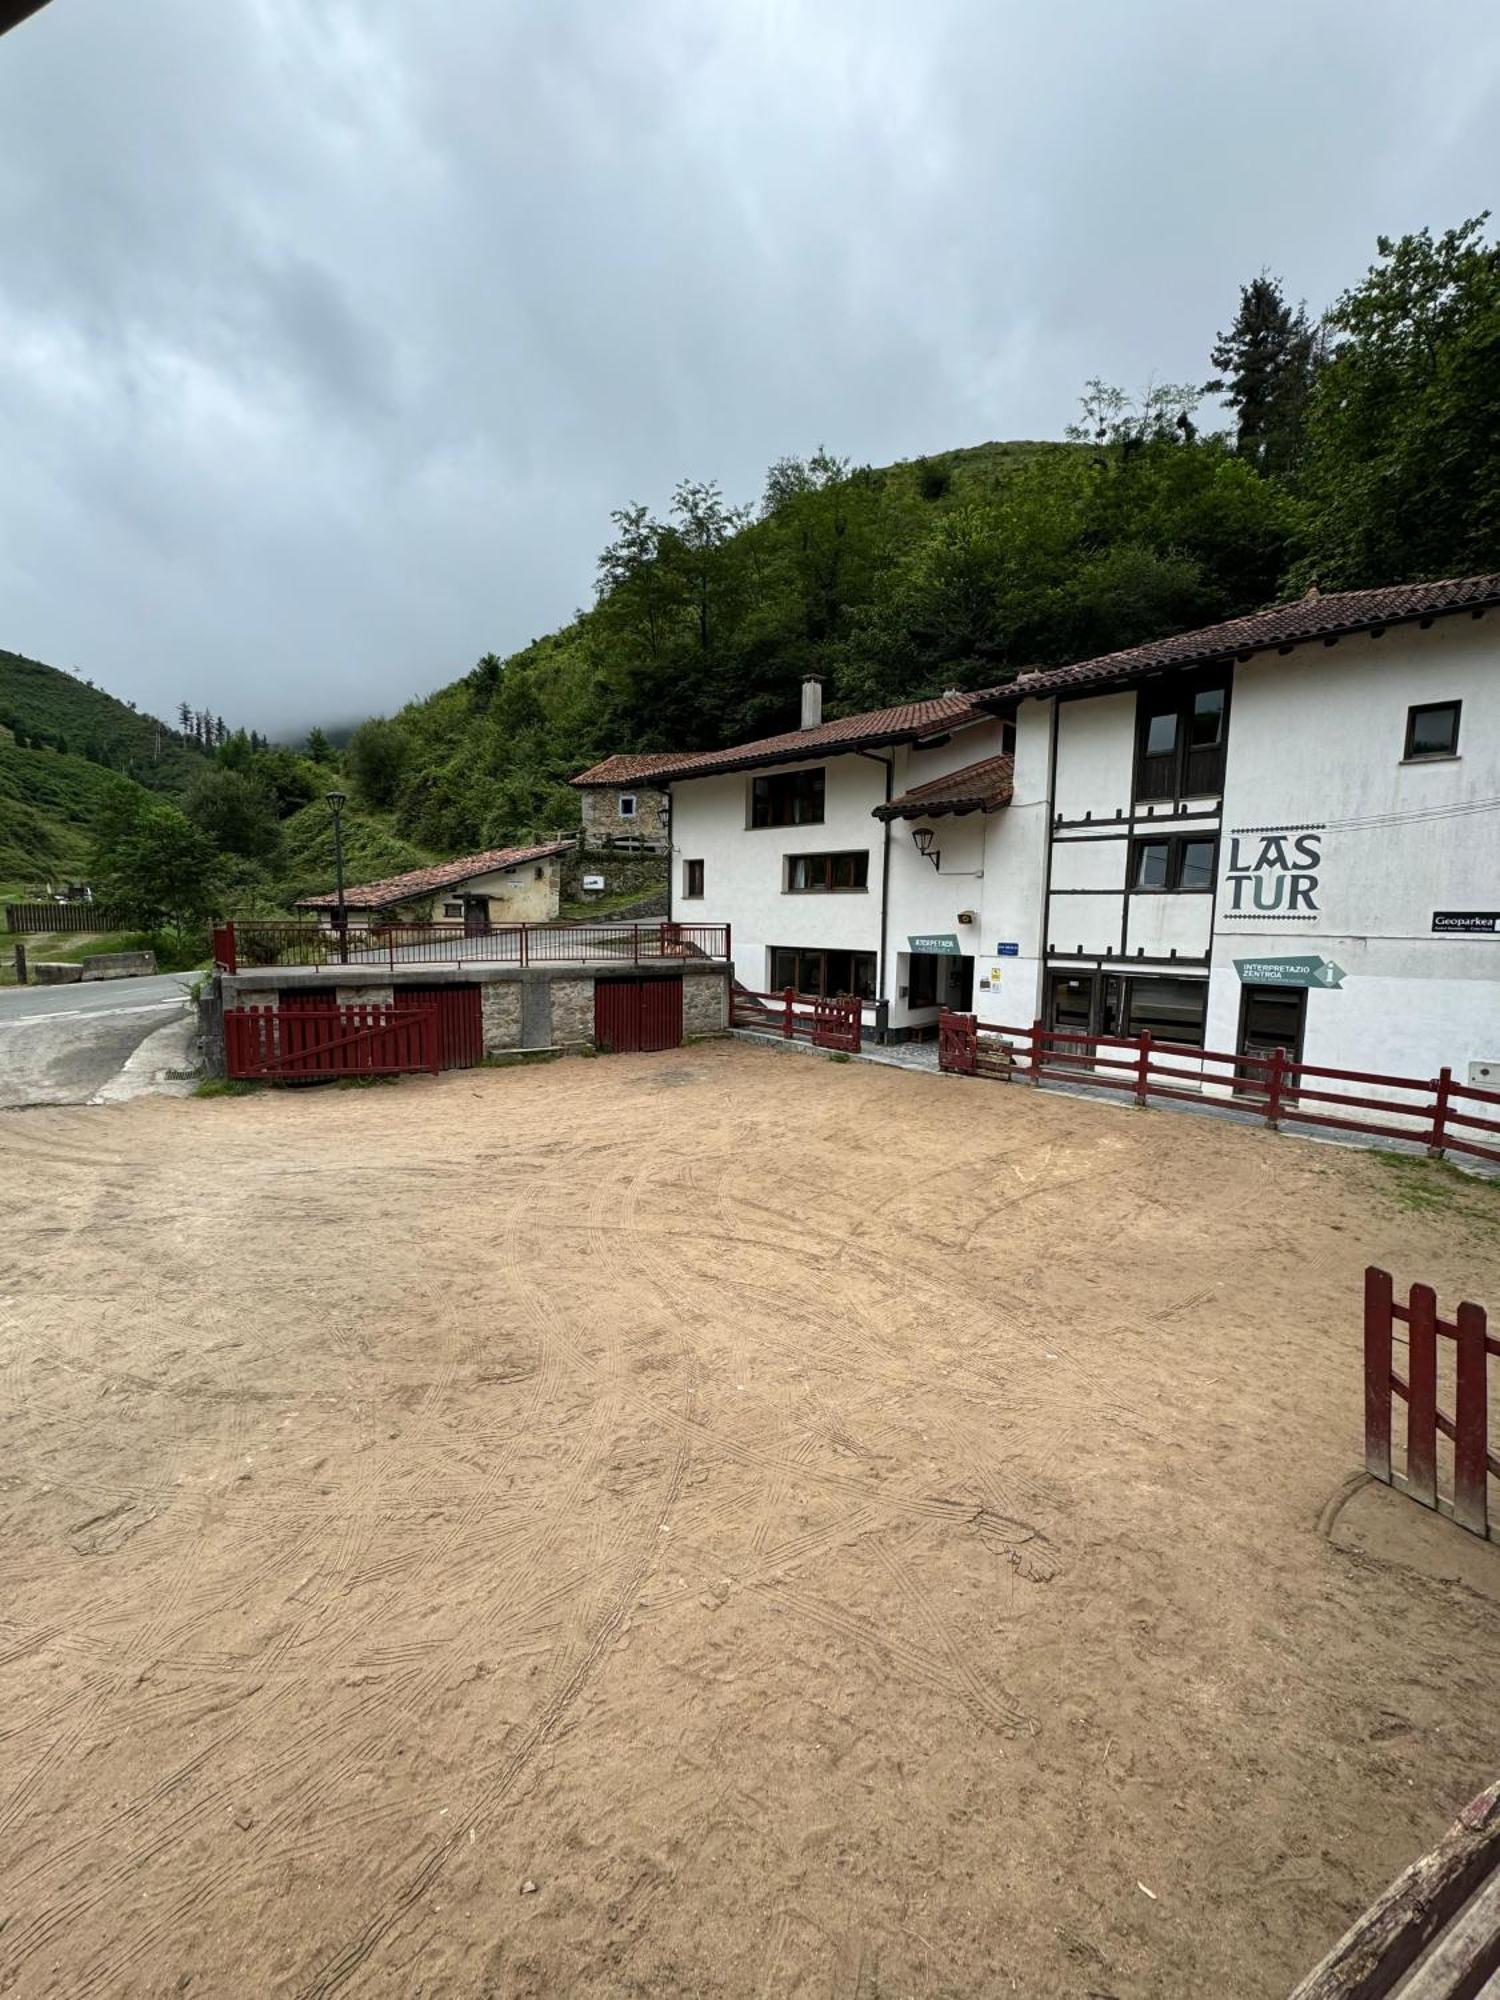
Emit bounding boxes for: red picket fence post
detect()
[1429,1066,1453,1159]
[1454,1302,1491,1536]
[1406,1282,1440,1509]
[1029,1017,1044,1086]
[1364,1266,1393,1483]
[782,986,796,1039]
[1134,1030,1152,1108]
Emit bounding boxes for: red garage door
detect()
[408,985,484,1069]
[594,976,683,1054]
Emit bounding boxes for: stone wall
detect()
[683,970,728,1036]
[481,983,522,1054]
[549,978,596,1050]
[580,786,670,853]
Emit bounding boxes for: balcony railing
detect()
[213,918,730,975]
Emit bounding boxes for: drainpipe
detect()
[857,749,894,1037]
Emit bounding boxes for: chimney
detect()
[800,675,824,729]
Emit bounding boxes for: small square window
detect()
[618,794,637,817]
[1404,701,1460,759]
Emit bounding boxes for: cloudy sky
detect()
[2,1,1497,735]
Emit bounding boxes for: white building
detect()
[609,575,1500,1082]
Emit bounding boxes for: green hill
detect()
[0,649,208,795]
[0,735,145,885]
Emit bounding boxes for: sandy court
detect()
[3,1040,1500,1998]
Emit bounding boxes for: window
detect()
[1136,675,1229,800]
[784,850,868,893]
[750,767,825,828]
[618,794,637,817]
[683,858,704,899]
[443,900,464,918]
[769,946,876,1000]
[533,866,545,880]
[1130,834,1217,892]
[1404,701,1460,759]
[1125,976,1208,1049]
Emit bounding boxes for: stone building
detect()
[569,755,676,853]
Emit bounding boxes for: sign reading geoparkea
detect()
[1432,911,1499,934]
[908,934,961,956]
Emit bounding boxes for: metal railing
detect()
[214,918,730,974]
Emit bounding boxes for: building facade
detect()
[602,577,1500,1085]
[297,841,572,928]
[570,755,676,853]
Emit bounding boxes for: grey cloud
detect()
[0,0,1496,733]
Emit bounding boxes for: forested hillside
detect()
[353,217,1500,858]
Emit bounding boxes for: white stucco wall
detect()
[1205,618,1500,1083]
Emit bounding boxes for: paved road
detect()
[0,973,199,1108]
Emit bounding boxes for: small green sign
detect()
[908,933,961,957]
[1234,956,1346,990]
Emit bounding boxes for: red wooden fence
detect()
[936,1012,1500,1168]
[731,985,862,1053]
[225,1003,440,1081]
[1365,1268,1496,1539]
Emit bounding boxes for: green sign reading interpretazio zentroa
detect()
[1234,956,1346,989]
[908,933,961,956]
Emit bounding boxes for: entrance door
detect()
[1237,985,1307,1065]
[1237,984,1306,1098]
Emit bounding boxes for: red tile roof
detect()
[296,841,573,910]
[598,693,994,786]
[569,753,682,787]
[989,575,1500,703]
[873,753,1014,821]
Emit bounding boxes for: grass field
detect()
[3,1043,1498,1997]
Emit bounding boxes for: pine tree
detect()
[178,701,192,734]
[1207,274,1322,478]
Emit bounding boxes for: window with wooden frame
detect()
[1135,674,1230,800]
[750,767,825,828]
[1130,833,1218,892]
[683,858,704,899]
[783,850,868,893]
[1404,700,1461,760]
[769,946,876,1000]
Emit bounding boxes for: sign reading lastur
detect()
[1223,824,1325,917]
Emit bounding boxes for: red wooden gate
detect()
[1365,1266,1496,1538]
[407,985,484,1069]
[594,976,683,1053]
[811,994,861,1053]
[938,1010,977,1073]
[225,1003,440,1080]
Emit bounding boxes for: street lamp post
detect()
[325,789,348,964]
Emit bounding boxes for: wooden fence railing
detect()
[1365,1267,1495,1539]
[936,1012,1500,1169]
[731,985,863,1053]
[5,902,127,934]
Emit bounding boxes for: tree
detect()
[93,795,220,937]
[305,726,334,764]
[1293,215,1500,587]
[177,701,192,733]
[184,766,282,861]
[1207,273,1322,477]
[347,716,410,809]
[595,504,676,662]
[667,478,751,656]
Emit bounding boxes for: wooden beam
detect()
[1288,1781,1500,1999]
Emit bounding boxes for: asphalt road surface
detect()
[0,973,199,1109]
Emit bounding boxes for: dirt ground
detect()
[4,1041,1500,1999]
